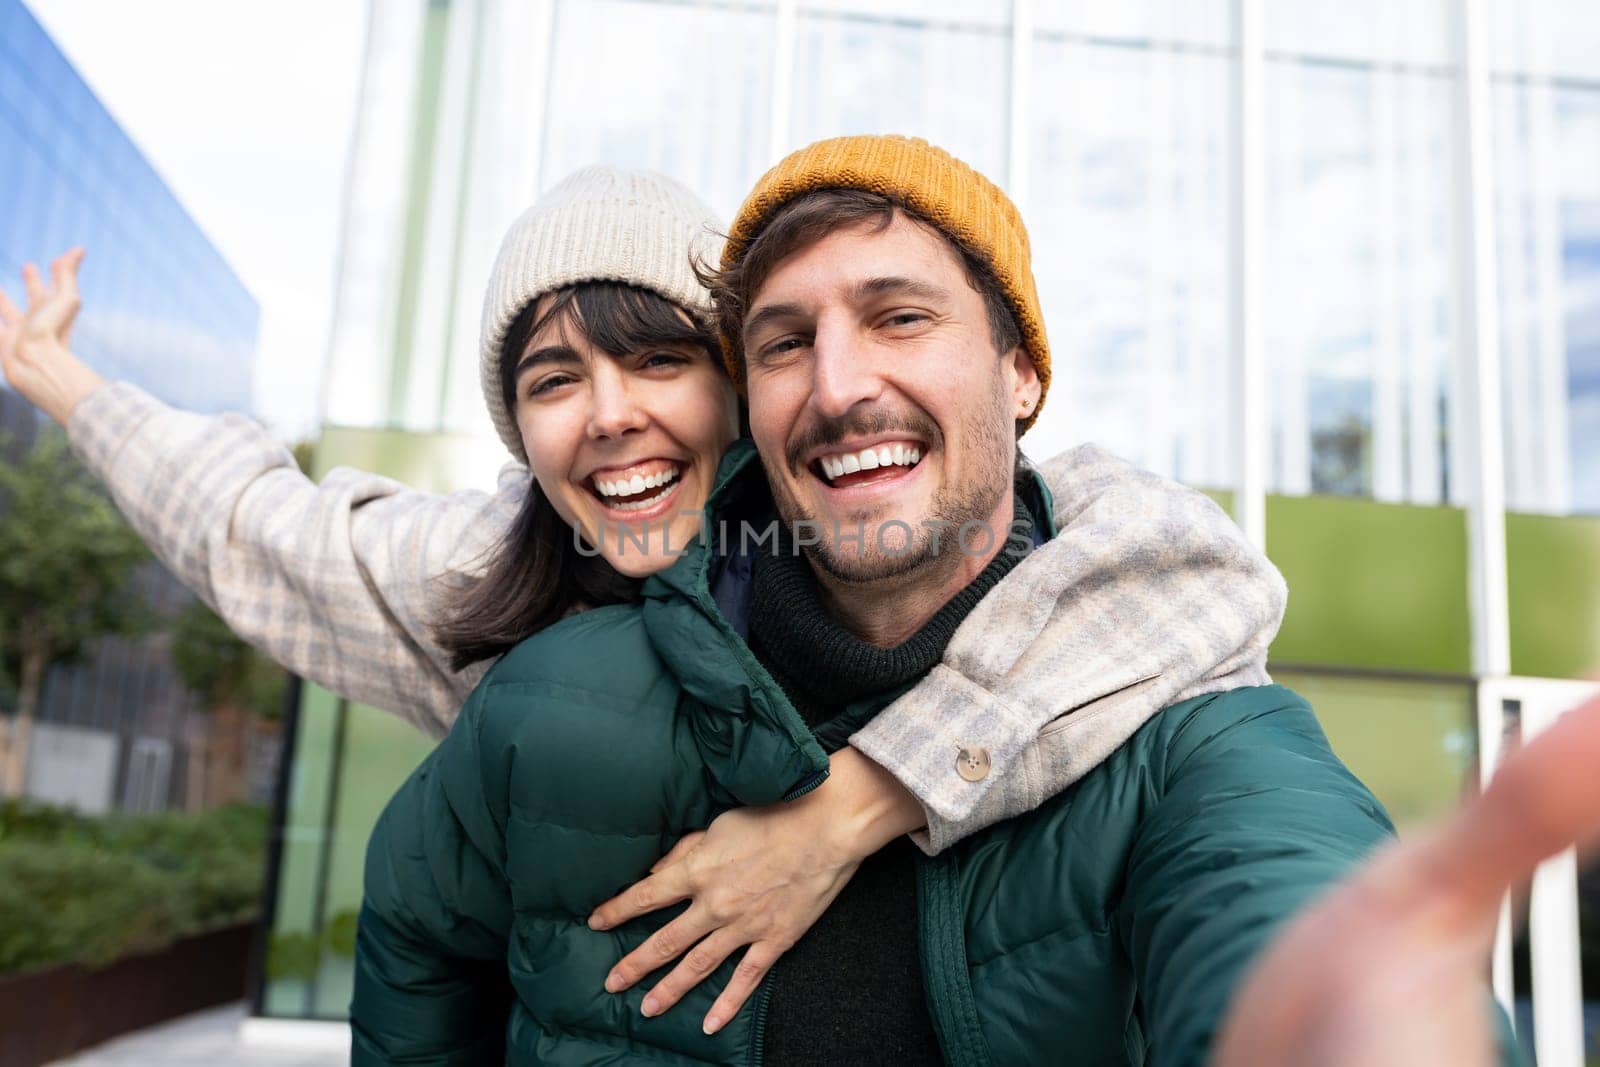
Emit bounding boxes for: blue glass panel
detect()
[0,0,257,413]
[0,56,24,112]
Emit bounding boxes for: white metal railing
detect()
[1478,676,1600,1067]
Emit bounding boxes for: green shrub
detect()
[0,801,269,975]
[323,908,359,957]
[0,844,181,970]
[265,930,320,983]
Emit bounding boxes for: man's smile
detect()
[810,437,925,491]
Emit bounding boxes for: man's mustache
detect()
[786,408,943,474]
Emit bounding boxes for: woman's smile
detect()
[587,457,682,509]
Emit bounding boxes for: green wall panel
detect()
[1266,494,1473,674]
[1507,511,1600,680]
[313,423,507,490]
[312,700,435,1017]
[260,682,342,1017]
[386,0,454,422]
[1273,670,1474,832]
[262,425,507,1019]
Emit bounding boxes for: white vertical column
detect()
[521,0,559,202]
[437,0,558,437]
[767,0,798,165]
[1008,0,1034,213]
[1522,688,1588,1067]
[1457,0,1516,1033]
[1455,0,1512,677]
[319,0,430,430]
[318,0,388,428]
[1231,0,1267,547]
[403,0,480,431]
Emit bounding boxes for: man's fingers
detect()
[1429,694,1600,913]
[702,943,780,1035]
[589,861,693,931]
[0,287,19,326]
[638,928,742,1020]
[21,263,45,309]
[603,907,713,993]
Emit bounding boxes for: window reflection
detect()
[302,0,1600,518]
[1263,3,1459,505]
[1491,0,1600,514]
[788,8,1010,182]
[541,0,776,218]
[1026,32,1235,489]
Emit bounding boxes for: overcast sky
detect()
[26,0,368,440]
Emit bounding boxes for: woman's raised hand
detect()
[586,746,926,1035]
[0,248,105,425]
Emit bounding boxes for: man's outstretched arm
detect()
[1117,687,1399,1064]
[1215,696,1600,1066]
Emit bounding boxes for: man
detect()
[352,135,1519,1065]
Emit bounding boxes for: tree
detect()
[170,593,290,808]
[164,441,311,808]
[0,428,151,796]
[170,599,286,723]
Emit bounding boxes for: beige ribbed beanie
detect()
[479,165,725,463]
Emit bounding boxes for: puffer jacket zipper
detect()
[748,974,778,1065]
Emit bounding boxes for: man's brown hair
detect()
[699,189,1023,381]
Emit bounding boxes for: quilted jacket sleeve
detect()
[852,445,1285,854]
[1116,688,1395,1065]
[351,684,515,1065]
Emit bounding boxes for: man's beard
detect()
[760,372,1014,586]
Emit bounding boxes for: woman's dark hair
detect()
[431,281,722,672]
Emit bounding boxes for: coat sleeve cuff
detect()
[848,664,1043,856]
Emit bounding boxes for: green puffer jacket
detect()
[352,442,1397,1065]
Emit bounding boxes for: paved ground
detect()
[48,1003,347,1066]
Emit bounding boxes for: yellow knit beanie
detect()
[724,134,1051,431]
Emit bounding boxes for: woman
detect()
[0,166,1284,1039]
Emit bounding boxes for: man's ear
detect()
[1007,346,1041,421]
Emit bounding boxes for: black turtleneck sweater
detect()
[745,496,1035,1066]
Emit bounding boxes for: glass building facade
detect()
[0,0,257,418]
[0,0,260,807]
[256,0,1600,1040]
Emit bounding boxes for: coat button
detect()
[956,745,991,782]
